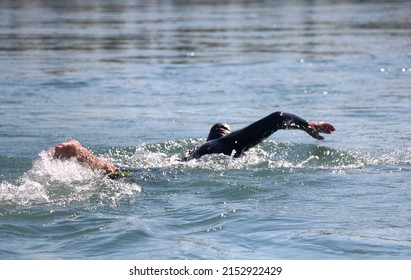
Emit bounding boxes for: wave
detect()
[1,140,409,206]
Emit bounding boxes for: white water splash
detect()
[125,140,411,172]
[2,142,409,206]
[0,151,141,207]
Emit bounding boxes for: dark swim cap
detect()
[207,123,231,141]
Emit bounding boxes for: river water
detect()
[0,0,410,259]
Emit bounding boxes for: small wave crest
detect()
[0,151,141,207]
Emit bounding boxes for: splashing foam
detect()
[0,180,49,206]
[0,151,141,207]
[125,140,411,172]
[2,142,408,206]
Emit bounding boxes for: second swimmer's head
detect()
[207,123,231,141]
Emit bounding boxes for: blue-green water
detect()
[1,0,410,259]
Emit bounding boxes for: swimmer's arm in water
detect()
[183,139,230,161]
[53,140,121,177]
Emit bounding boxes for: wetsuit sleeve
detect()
[223,111,309,157]
[183,141,221,161]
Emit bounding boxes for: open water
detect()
[0,0,410,260]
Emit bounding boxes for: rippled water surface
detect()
[1,0,410,259]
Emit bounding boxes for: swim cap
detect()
[207,123,231,141]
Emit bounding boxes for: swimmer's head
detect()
[207,123,231,141]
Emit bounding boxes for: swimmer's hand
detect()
[306,121,336,140]
[183,148,195,161]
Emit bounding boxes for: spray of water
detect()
[1,141,409,206]
[0,151,141,207]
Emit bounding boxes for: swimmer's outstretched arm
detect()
[226,111,335,156]
[53,140,117,175]
[184,111,335,160]
[231,111,335,141]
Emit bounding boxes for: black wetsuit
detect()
[184,111,310,161]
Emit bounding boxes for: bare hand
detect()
[306,121,336,140]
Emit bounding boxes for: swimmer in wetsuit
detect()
[52,111,335,177]
[183,111,335,161]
